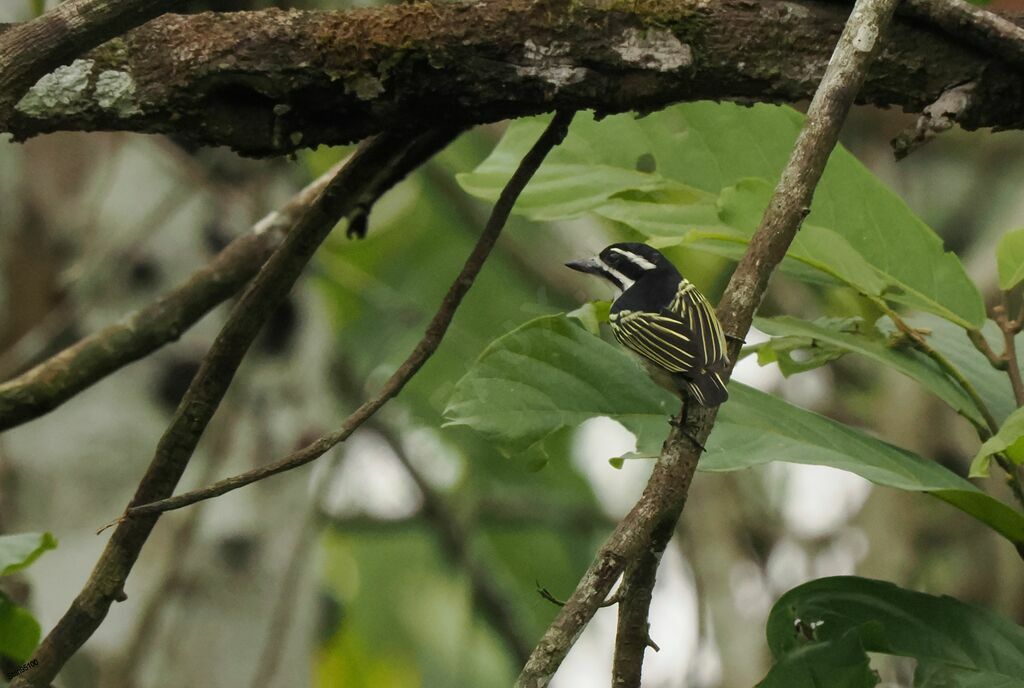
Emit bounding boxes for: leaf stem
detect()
[878,302,999,435]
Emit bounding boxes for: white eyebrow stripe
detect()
[610,247,657,271]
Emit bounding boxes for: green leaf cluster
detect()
[458,103,985,328]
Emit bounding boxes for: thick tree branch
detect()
[121,111,574,520]
[2,0,1023,155]
[516,0,898,685]
[0,160,344,431]
[0,0,182,121]
[11,128,456,688]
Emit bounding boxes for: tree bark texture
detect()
[1,0,1022,156]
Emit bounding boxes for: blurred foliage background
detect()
[4,1,1024,687]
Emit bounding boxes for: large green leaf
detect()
[444,314,677,458]
[445,315,1024,544]
[757,631,878,688]
[0,532,56,576]
[971,407,1024,478]
[997,228,1024,290]
[766,577,1024,687]
[753,316,986,429]
[0,593,40,664]
[707,385,1024,545]
[458,104,984,327]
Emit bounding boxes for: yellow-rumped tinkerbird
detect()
[566,243,729,406]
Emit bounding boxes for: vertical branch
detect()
[12,128,457,688]
[996,299,1024,407]
[517,0,899,685]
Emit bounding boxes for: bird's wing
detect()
[678,287,727,367]
[610,309,704,375]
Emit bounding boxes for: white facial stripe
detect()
[610,247,657,271]
[596,258,635,291]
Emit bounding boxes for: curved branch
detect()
[0,161,343,431]
[11,128,457,688]
[517,0,899,684]
[122,110,575,518]
[2,0,1023,155]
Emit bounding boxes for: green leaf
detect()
[757,630,878,688]
[708,385,1024,546]
[0,593,40,663]
[754,316,986,428]
[971,407,1024,478]
[0,533,56,576]
[566,300,610,336]
[766,577,1024,687]
[717,179,887,297]
[444,314,678,458]
[459,104,984,327]
[748,317,852,377]
[997,228,1024,290]
[915,660,1024,688]
[446,314,1024,544]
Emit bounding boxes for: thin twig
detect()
[968,328,1007,370]
[996,300,1024,407]
[123,110,575,520]
[0,160,346,431]
[116,404,241,686]
[12,129,456,688]
[516,1,899,685]
[880,302,1000,435]
[330,360,534,664]
[901,0,1024,70]
[249,448,350,688]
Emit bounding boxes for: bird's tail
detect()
[680,371,729,407]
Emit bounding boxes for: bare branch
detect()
[3,0,1024,155]
[996,300,1024,408]
[0,0,182,120]
[516,0,899,684]
[123,111,575,518]
[11,128,457,688]
[902,0,1024,70]
[0,161,344,431]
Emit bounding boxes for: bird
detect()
[565,242,730,406]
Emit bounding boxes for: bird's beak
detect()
[564,257,603,275]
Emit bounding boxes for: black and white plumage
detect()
[565,243,729,406]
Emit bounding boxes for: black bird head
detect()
[565,243,675,291]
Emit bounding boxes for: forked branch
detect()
[0,160,345,431]
[122,110,575,520]
[12,128,457,688]
[517,0,899,685]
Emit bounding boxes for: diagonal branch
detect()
[0,160,345,431]
[10,128,457,688]
[122,110,575,520]
[517,0,899,685]
[901,0,1024,70]
[330,361,534,664]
